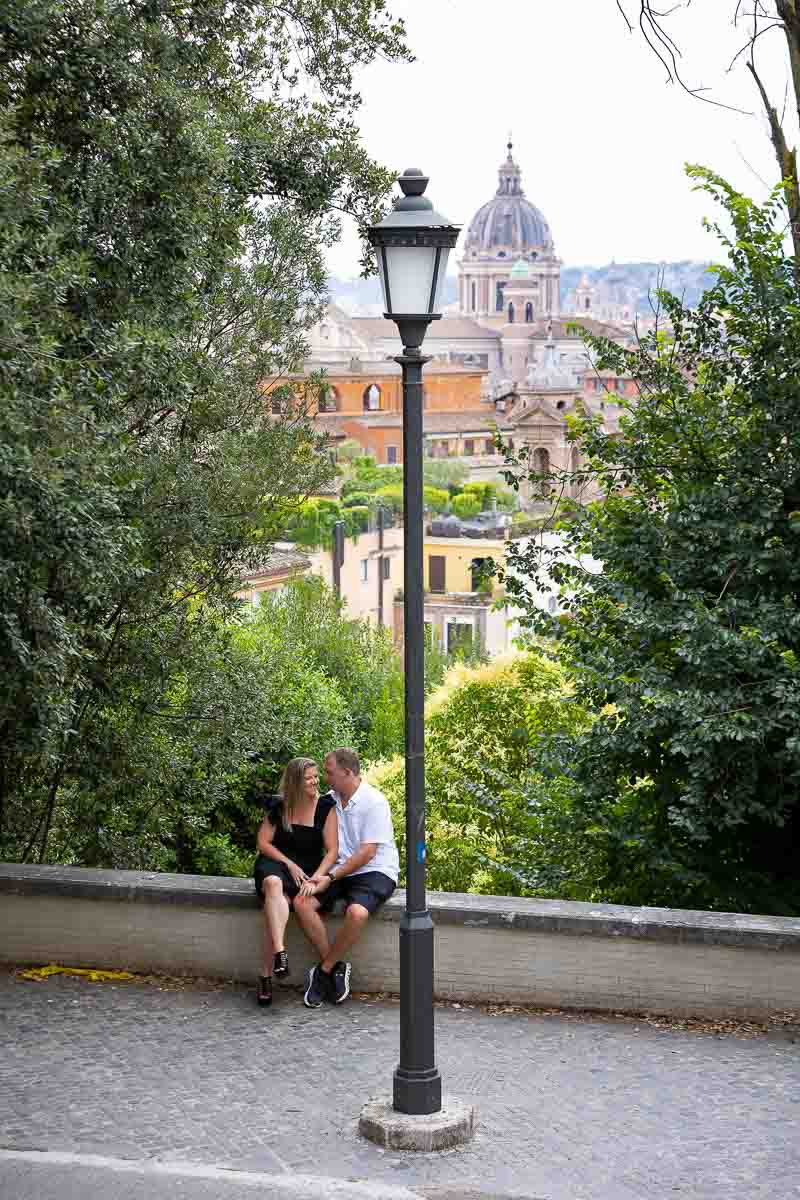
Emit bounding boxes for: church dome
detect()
[463,143,553,259]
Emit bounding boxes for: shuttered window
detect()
[429,555,446,593]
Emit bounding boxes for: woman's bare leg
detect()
[263,876,290,961]
[261,899,275,976]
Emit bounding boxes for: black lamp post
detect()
[368,169,460,1117]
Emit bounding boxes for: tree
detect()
[616,2,800,263]
[422,459,469,493]
[370,649,589,895]
[504,172,800,914]
[0,0,409,862]
[250,576,405,763]
[451,493,481,520]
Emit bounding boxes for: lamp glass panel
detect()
[432,247,451,313]
[375,248,390,314]
[383,244,437,314]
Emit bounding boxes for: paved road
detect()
[0,971,798,1199]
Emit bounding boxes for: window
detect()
[508,302,515,324]
[429,555,446,593]
[471,281,476,311]
[363,383,381,412]
[382,557,390,581]
[319,386,339,413]
[495,281,506,312]
[525,302,533,323]
[464,439,474,456]
[547,595,558,614]
[447,620,473,655]
[387,445,398,464]
[532,447,551,496]
[584,296,591,311]
[471,557,492,593]
[484,438,494,454]
[360,558,368,583]
[556,399,566,411]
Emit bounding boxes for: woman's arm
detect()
[308,809,339,883]
[299,809,339,897]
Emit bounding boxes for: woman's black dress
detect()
[253,791,336,902]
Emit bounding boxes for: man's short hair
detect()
[329,747,360,776]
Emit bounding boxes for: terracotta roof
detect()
[422,409,512,434]
[243,546,311,582]
[312,410,511,436]
[351,317,500,342]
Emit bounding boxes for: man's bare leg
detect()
[293,895,330,961]
[320,904,369,973]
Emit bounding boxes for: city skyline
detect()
[326,0,796,278]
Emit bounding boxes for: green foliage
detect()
[250,577,404,764]
[422,459,469,492]
[369,650,589,894]
[335,439,364,464]
[462,481,517,511]
[371,484,404,514]
[342,490,375,509]
[451,493,482,520]
[502,171,800,914]
[0,0,409,865]
[423,486,450,513]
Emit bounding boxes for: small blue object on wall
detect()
[416,842,426,864]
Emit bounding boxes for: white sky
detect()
[326,0,795,277]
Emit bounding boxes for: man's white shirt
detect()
[332,778,399,884]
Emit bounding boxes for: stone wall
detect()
[2,863,799,1019]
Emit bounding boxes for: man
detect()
[293,747,399,1008]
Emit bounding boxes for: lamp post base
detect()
[359,1096,476,1152]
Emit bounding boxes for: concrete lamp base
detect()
[359,1097,476,1152]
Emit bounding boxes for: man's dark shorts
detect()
[318,870,395,915]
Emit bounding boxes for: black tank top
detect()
[263,791,336,877]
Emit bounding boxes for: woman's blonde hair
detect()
[277,757,318,831]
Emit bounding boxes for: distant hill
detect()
[561,261,715,314]
[327,261,714,317]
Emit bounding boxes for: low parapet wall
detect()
[2,862,799,1019]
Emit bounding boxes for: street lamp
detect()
[368,169,459,1117]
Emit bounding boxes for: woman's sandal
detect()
[257,976,273,1007]
[273,951,289,979]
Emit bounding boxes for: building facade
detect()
[297,142,636,488]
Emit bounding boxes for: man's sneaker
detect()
[329,960,351,1005]
[303,964,328,1008]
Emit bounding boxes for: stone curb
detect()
[2,862,799,952]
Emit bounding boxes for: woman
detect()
[253,757,337,1007]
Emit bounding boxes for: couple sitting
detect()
[254,747,399,1009]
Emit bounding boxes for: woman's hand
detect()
[287,862,307,889]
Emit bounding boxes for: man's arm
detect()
[322,842,377,884]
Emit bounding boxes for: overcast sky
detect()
[326,0,795,277]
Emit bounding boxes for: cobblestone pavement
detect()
[1,970,798,1200]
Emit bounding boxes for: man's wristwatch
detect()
[326,868,337,881]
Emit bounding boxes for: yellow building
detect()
[392,532,515,657]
